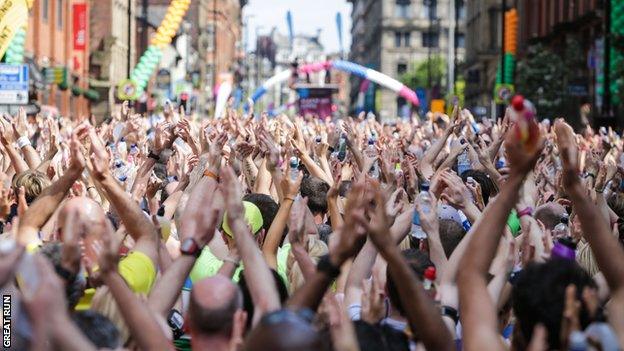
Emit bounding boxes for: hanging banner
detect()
[73,3,87,51]
[0,0,29,59]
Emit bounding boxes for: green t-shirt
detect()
[507,210,521,237]
[188,244,291,288]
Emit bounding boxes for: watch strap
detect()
[316,254,341,278]
[440,305,459,325]
[148,151,160,161]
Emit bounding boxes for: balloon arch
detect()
[249,60,420,109]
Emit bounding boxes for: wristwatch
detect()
[148,151,161,161]
[316,254,341,278]
[440,305,459,325]
[180,238,202,258]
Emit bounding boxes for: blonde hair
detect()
[576,240,600,277]
[12,170,51,203]
[287,237,328,293]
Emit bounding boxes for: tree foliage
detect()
[400,55,446,90]
[515,43,566,119]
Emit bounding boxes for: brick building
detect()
[349,0,466,120]
[25,0,91,117]
[515,0,606,121]
[89,0,137,117]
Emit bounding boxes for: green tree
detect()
[515,43,566,119]
[400,56,446,90]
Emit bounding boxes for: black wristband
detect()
[148,151,160,161]
[56,265,77,282]
[316,254,341,278]
[440,305,459,325]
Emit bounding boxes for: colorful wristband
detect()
[517,207,533,218]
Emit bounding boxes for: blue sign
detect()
[0,64,29,104]
[415,87,427,115]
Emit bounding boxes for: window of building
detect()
[42,0,49,22]
[456,33,465,48]
[422,0,437,19]
[395,31,411,47]
[56,0,63,29]
[457,0,466,19]
[397,63,408,75]
[422,32,439,47]
[395,0,411,18]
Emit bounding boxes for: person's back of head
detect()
[243,310,322,351]
[188,275,243,337]
[534,202,567,231]
[300,176,330,216]
[238,269,289,329]
[243,193,279,231]
[460,170,498,205]
[13,170,51,204]
[353,320,387,351]
[317,223,332,245]
[438,219,465,258]
[512,258,596,350]
[386,249,434,316]
[71,310,120,349]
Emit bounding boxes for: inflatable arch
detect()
[249,60,419,107]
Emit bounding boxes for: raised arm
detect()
[93,221,173,351]
[291,125,333,185]
[87,128,159,263]
[24,255,97,351]
[287,181,368,311]
[360,186,454,351]
[222,166,281,319]
[0,120,29,174]
[17,133,85,245]
[457,120,542,351]
[148,177,221,316]
[262,170,301,269]
[555,120,624,345]
[419,117,456,180]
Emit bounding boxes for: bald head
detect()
[188,275,242,337]
[535,202,566,230]
[243,310,322,351]
[57,197,106,239]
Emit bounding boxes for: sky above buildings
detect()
[244,0,352,54]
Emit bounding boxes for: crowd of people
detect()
[0,99,623,351]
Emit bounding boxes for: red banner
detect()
[73,3,87,51]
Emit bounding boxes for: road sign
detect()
[0,64,29,105]
[494,83,514,104]
[44,66,67,85]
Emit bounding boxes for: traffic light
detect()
[504,9,518,55]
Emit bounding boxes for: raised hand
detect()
[328,181,369,266]
[178,179,222,247]
[88,218,118,274]
[505,116,544,177]
[279,163,303,201]
[153,122,174,154]
[553,119,579,190]
[220,166,245,223]
[288,197,309,247]
[69,132,87,172]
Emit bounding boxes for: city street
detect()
[0,1,622,351]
